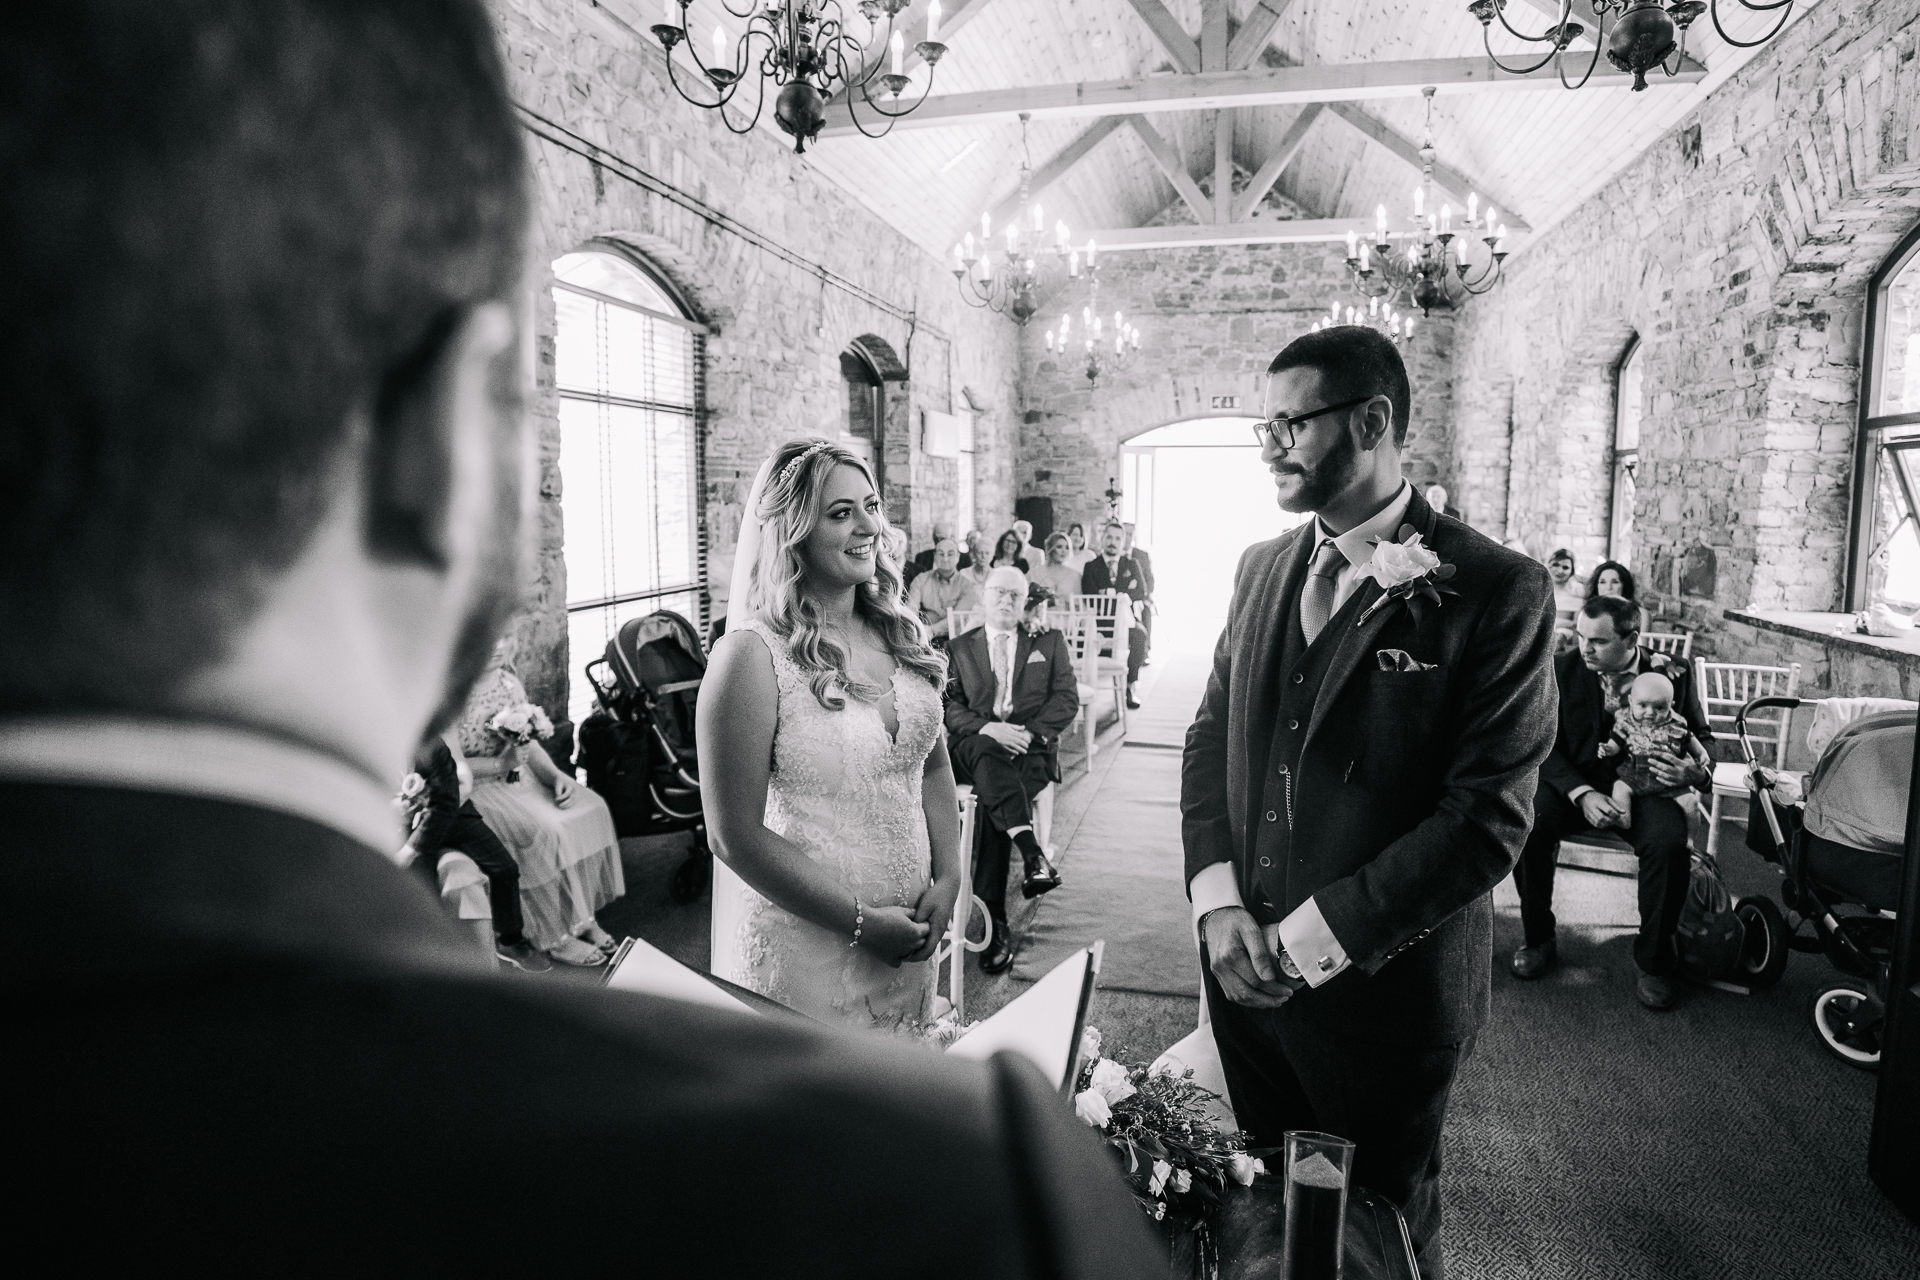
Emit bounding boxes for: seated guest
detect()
[961,528,993,588]
[904,536,979,641]
[946,569,1075,972]
[1064,522,1095,570]
[989,528,1029,573]
[1121,521,1155,660]
[1081,521,1149,709]
[0,6,1159,1272]
[910,518,960,575]
[1587,558,1652,633]
[1548,548,1585,653]
[1011,518,1040,569]
[401,734,551,972]
[1029,532,1083,605]
[1511,596,1711,1010]
[457,633,625,968]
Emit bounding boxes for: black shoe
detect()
[495,938,553,972]
[1020,847,1062,899]
[1636,972,1676,1010]
[1125,688,1141,709]
[980,918,1014,974]
[1510,937,1556,979]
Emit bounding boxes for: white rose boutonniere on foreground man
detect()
[1357,523,1459,625]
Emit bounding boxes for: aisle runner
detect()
[1009,649,1212,996]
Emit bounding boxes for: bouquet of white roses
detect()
[1072,1027,1262,1277]
[488,701,554,748]
[395,771,429,833]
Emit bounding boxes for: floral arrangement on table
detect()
[1071,1027,1262,1277]
[488,702,554,782]
[1359,525,1458,625]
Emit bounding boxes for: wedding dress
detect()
[709,617,942,1031]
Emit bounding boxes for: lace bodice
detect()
[709,618,944,1030]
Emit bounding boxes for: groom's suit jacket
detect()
[6,779,1162,1275]
[1182,489,1557,1046]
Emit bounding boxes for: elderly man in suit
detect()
[947,568,1078,972]
[1183,326,1556,1277]
[0,6,1161,1273]
[1510,593,1712,1009]
[1081,521,1150,708]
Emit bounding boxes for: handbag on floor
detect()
[1675,851,1743,982]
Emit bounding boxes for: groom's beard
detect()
[1273,427,1361,515]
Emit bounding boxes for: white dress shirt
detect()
[1189,481,1413,987]
[0,715,405,856]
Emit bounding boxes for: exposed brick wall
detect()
[1454,0,1920,687]
[1013,243,1457,537]
[490,0,1019,720]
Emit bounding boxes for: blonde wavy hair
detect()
[745,437,945,709]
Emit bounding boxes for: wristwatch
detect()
[1277,947,1302,981]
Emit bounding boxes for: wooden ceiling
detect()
[622,0,1825,259]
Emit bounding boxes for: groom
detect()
[1182,327,1556,1276]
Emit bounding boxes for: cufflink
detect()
[1318,955,1336,974]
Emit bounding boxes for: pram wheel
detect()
[1808,978,1883,1071]
[1732,896,1790,989]
[669,837,712,904]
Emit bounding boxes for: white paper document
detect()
[947,942,1102,1090]
[602,936,757,1017]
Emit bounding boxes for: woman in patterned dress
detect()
[698,438,962,1031]
[456,633,624,966]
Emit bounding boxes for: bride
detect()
[698,438,962,1031]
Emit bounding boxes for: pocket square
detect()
[1025,651,1048,664]
[1376,648,1438,673]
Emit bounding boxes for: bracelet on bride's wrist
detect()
[850,898,865,948]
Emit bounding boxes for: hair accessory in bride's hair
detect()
[776,440,832,490]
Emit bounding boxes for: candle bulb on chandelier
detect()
[926,0,941,43]
[1369,295,1378,317]
[890,30,904,75]
[662,0,675,22]
[952,244,963,271]
[1056,220,1069,248]
[1346,229,1358,259]
[710,24,726,66]
[1483,207,1497,239]
[1467,192,1478,225]
[981,212,990,239]
[1032,203,1044,232]
[1376,204,1388,244]
[963,231,974,258]
[1068,249,1079,277]
[1360,241,1371,271]
[1414,186,1424,217]
[1086,239,1097,267]
[1440,204,1451,235]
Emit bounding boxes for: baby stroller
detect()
[577,610,712,903]
[1738,696,1911,1070]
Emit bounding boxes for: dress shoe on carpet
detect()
[1021,849,1062,899]
[980,918,1014,974]
[1125,692,1142,709]
[1510,937,1557,979]
[1636,972,1676,1010]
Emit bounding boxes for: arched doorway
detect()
[1121,417,1309,650]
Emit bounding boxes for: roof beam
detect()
[1200,0,1229,72]
[1080,219,1484,251]
[1213,108,1233,224]
[1234,103,1322,222]
[1322,101,1528,229]
[817,55,1701,136]
[984,116,1128,234]
[1127,117,1212,224]
[1124,0,1201,74]
[1226,0,1300,71]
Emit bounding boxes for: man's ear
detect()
[364,303,517,569]
[1358,396,1395,451]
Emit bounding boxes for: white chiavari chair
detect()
[1695,659,1800,856]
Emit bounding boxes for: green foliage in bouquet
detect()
[1071,1028,1264,1276]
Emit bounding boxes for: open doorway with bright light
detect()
[1121,418,1310,653]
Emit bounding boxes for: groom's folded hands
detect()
[1201,906,1304,1009]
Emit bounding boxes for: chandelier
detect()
[1468,0,1792,91]
[1042,271,1140,388]
[649,0,950,153]
[1343,88,1506,317]
[1312,295,1416,344]
[953,115,1086,325]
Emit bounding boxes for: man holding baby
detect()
[1512,594,1713,1010]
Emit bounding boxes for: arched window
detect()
[1610,336,1643,568]
[839,342,884,482]
[552,246,704,725]
[1849,222,1920,612]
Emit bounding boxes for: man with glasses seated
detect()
[945,568,1078,973]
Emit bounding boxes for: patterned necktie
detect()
[1300,538,1346,647]
[991,631,1014,717]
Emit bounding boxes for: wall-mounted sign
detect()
[1209,395,1240,410]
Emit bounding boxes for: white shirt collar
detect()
[0,715,404,856]
[1319,481,1413,571]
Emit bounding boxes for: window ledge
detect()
[1723,610,1920,663]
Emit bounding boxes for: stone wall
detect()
[491,0,1020,720]
[1014,242,1457,536]
[1454,0,1920,677]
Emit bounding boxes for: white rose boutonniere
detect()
[1358,524,1458,625]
